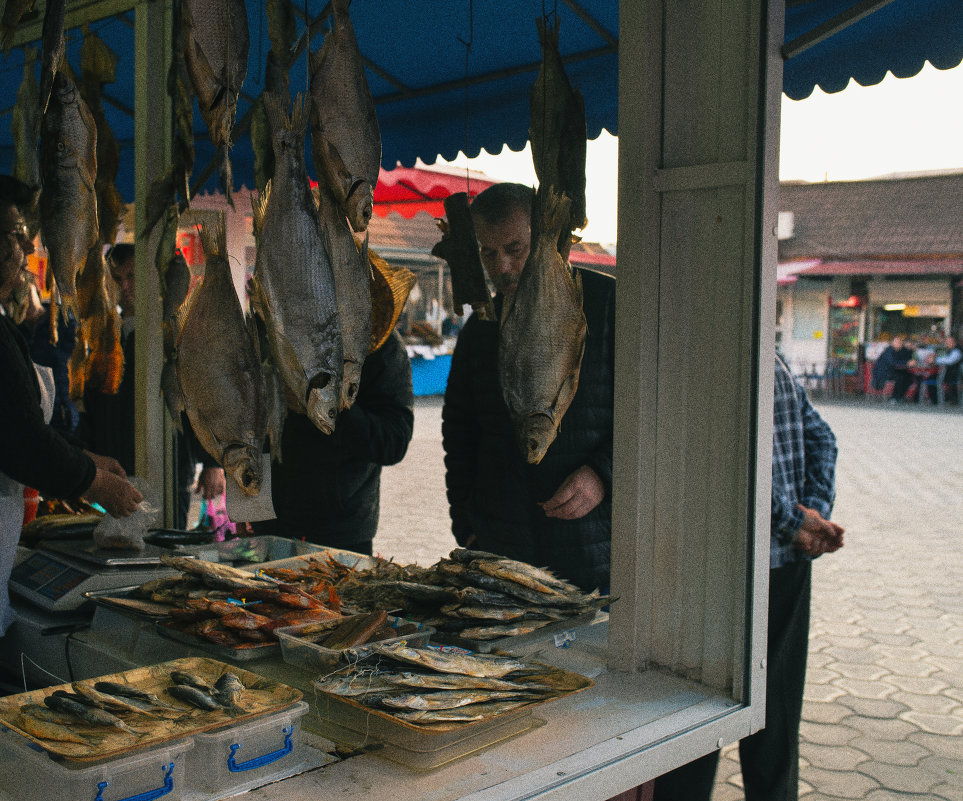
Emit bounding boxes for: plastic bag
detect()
[93,477,158,551]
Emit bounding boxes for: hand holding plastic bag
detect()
[93,477,158,550]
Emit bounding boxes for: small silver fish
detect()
[392,700,530,723]
[381,690,532,711]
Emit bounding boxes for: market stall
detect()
[1,1,961,800]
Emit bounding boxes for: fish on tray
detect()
[370,644,537,679]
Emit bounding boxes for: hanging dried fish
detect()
[38,0,65,115]
[39,70,99,322]
[176,218,270,497]
[1,0,36,53]
[180,0,249,206]
[11,44,41,237]
[431,192,495,321]
[308,0,381,233]
[251,95,342,434]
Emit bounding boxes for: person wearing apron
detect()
[0,177,143,636]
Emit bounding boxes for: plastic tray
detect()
[185,701,310,796]
[314,709,545,770]
[173,536,326,566]
[276,616,434,674]
[155,619,280,662]
[0,723,193,801]
[432,609,603,654]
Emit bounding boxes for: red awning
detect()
[373,165,497,219]
[570,250,616,268]
[789,259,963,277]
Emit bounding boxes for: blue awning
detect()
[0,0,960,201]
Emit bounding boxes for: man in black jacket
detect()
[254,331,414,555]
[442,183,615,592]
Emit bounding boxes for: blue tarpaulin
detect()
[0,1,960,200]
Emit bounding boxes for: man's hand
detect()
[542,466,605,520]
[84,450,127,479]
[195,466,226,500]
[793,504,844,556]
[86,469,143,517]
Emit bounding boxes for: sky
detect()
[438,61,963,246]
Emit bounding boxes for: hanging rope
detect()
[457,0,473,195]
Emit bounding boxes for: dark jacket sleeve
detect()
[0,317,96,497]
[580,271,616,494]
[441,317,481,545]
[334,331,414,466]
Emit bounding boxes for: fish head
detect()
[339,361,363,410]
[221,444,262,497]
[516,413,559,465]
[346,180,374,232]
[306,373,340,434]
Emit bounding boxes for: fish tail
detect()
[263,91,305,138]
[219,145,234,209]
[197,213,227,262]
[251,180,271,236]
[536,15,560,52]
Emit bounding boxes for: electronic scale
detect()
[8,542,177,613]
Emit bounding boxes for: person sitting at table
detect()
[922,336,962,405]
[872,335,915,401]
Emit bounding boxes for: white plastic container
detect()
[184,701,309,796]
[0,726,193,801]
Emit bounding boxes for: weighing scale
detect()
[8,541,178,613]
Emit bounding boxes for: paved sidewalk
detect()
[376,397,963,800]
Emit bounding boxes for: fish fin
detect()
[251,181,271,236]
[197,214,226,263]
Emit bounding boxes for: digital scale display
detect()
[11,552,90,600]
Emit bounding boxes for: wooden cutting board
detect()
[0,657,302,763]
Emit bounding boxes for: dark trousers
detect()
[891,371,914,400]
[653,560,812,801]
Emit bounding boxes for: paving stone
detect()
[828,663,890,681]
[858,761,939,794]
[918,755,963,786]
[837,697,910,719]
[805,701,851,725]
[799,721,861,747]
[809,651,836,668]
[862,631,920,647]
[875,645,934,661]
[804,684,849,704]
[931,782,963,801]
[890,691,962,716]
[841,714,920,741]
[881,675,950,695]
[803,743,871,771]
[899,710,963,736]
[863,792,936,801]
[876,657,941,677]
[800,767,880,798]
[808,666,844,684]
[910,731,963,761]
[928,656,963,674]
[847,736,928,766]
[945,686,963,705]
[833,678,898,700]
[826,647,884,665]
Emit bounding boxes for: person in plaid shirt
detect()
[654,356,845,801]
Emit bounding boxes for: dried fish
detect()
[168,684,220,711]
[371,644,534,679]
[381,689,531,711]
[473,557,578,597]
[498,186,585,464]
[11,45,41,236]
[38,0,65,115]
[431,193,494,320]
[383,673,542,693]
[529,15,587,257]
[39,70,99,320]
[169,670,213,693]
[44,694,142,734]
[308,0,381,233]
[459,622,552,640]
[180,0,248,204]
[159,554,276,592]
[393,700,530,723]
[17,705,93,744]
[252,94,342,433]
[1,0,35,53]
[176,217,269,496]
[71,682,160,717]
[317,181,371,411]
[93,682,176,709]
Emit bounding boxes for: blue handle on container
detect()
[227,725,294,772]
[94,762,174,801]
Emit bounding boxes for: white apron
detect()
[0,363,55,635]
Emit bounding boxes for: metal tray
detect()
[83,585,176,621]
[431,609,604,654]
[41,539,172,568]
[155,620,280,662]
[0,657,302,763]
